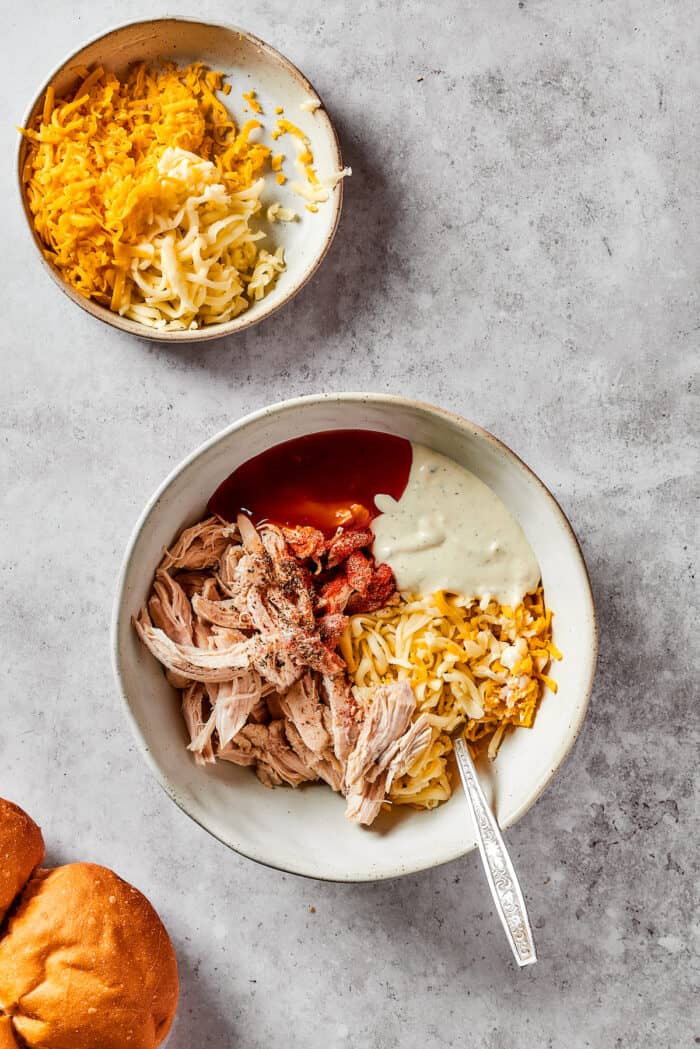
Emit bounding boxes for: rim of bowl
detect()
[111,393,598,881]
[16,16,344,344]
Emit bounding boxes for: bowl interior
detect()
[18,18,343,342]
[113,396,596,881]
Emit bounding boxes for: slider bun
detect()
[0,1017,22,1049]
[0,798,44,922]
[0,863,178,1049]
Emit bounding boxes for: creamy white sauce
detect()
[371,443,540,605]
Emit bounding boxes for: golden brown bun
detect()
[0,798,44,923]
[0,1017,22,1049]
[0,863,178,1049]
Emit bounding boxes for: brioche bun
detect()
[0,798,44,923]
[0,863,178,1049]
[0,1017,22,1049]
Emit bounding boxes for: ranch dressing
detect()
[371,443,540,605]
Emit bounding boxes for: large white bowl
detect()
[18,18,343,342]
[112,395,597,881]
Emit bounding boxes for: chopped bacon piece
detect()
[345,550,372,596]
[282,525,327,563]
[326,528,374,568]
[316,574,354,616]
[346,562,398,614]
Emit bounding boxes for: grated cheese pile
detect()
[20,63,284,330]
[339,587,561,810]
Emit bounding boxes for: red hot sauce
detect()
[208,429,412,535]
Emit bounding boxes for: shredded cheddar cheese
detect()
[271,117,351,203]
[340,587,560,809]
[20,63,284,330]
[271,117,329,203]
[242,90,263,114]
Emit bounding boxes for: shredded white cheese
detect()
[119,147,284,331]
[290,180,330,204]
[266,203,298,223]
[328,166,353,190]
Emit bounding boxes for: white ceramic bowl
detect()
[17,18,343,342]
[112,395,597,881]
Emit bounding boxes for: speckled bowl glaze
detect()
[112,394,597,881]
[17,18,344,342]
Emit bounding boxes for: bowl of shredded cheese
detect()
[17,18,348,340]
[112,393,598,881]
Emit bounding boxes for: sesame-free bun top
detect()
[0,1017,22,1049]
[0,798,44,923]
[0,863,178,1049]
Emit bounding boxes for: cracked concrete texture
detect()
[0,1,697,1047]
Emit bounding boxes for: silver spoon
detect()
[453,737,537,967]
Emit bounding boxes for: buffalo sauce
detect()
[208,429,413,535]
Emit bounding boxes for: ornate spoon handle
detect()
[453,737,537,967]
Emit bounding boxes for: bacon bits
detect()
[291,526,398,616]
[281,525,326,563]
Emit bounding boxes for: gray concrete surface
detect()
[1,1,698,1046]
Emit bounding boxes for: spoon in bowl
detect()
[453,737,537,967]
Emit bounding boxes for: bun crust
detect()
[0,798,44,923]
[0,1017,22,1049]
[0,863,178,1049]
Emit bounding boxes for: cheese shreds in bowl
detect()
[20,63,285,331]
[271,117,351,208]
[339,587,561,810]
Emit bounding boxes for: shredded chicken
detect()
[319,673,361,762]
[345,681,416,787]
[209,672,263,749]
[279,674,331,754]
[181,683,215,766]
[135,514,428,825]
[343,681,420,824]
[343,776,387,826]
[134,608,259,682]
[191,593,252,630]
[284,720,344,792]
[149,570,193,645]
[384,713,433,792]
[160,518,239,572]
